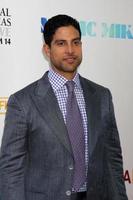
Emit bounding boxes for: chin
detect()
[63,65,78,72]
[63,69,77,74]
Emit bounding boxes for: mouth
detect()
[63,57,76,63]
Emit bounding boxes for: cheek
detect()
[50,49,63,60]
[77,47,82,54]
[73,46,82,55]
[79,50,82,59]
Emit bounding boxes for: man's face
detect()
[44,25,82,79]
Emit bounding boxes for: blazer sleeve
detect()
[105,90,128,200]
[0,94,28,200]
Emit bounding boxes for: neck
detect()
[51,68,77,80]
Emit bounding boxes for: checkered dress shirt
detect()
[48,69,88,192]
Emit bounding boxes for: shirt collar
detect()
[48,68,82,92]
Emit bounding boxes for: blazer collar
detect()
[31,72,73,157]
[80,76,101,158]
[32,72,100,159]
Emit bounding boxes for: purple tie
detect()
[66,81,86,191]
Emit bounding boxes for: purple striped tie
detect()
[66,80,86,191]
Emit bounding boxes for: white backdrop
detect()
[0,0,133,199]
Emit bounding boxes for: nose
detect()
[66,44,74,54]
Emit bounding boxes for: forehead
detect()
[52,25,80,40]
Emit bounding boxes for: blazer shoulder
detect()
[12,79,39,100]
[6,80,39,114]
[7,72,49,112]
[10,72,49,100]
[6,76,47,120]
[80,76,110,94]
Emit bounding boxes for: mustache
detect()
[63,55,77,60]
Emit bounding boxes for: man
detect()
[0,15,128,200]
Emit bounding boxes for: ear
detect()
[43,44,50,58]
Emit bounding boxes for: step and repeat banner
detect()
[0,0,133,199]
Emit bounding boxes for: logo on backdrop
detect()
[41,17,133,40]
[0,8,12,45]
[41,17,47,33]
[0,97,8,115]
[124,169,133,184]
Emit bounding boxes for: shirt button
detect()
[66,190,71,196]
[68,165,73,170]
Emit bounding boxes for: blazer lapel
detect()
[30,73,101,159]
[80,77,101,159]
[31,72,73,156]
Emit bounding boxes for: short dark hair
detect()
[43,14,81,46]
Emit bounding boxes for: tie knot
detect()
[66,81,75,93]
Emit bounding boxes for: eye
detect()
[73,40,81,46]
[56,41,65,46]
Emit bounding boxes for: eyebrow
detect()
[54,37,81,44]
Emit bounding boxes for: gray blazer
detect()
[0,72,128,200]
